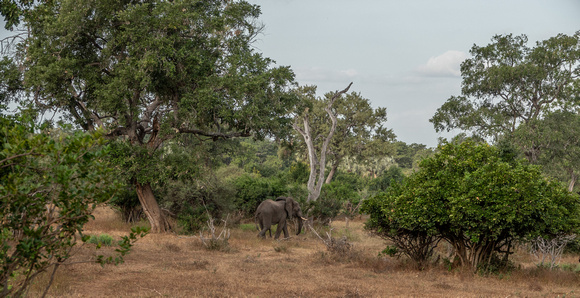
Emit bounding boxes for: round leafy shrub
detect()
[161,176,236,234]
[363,139,580,271]
[88,234,114,247]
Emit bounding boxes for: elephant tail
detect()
[254,212,259,231]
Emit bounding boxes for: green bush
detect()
[323,181,360,203]
[162,175,236,234]
[87,234,114,247]
[306,194,343,224]
[177,204,210,234]
[285,161,309,184]
[369,165,405,192]
[305,173,363,224]
[0,114,145,297]
[233,174,287,216]
[363,140,580,272]
[109,185,142,223]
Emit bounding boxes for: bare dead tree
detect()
[530,235,576,269]
[199,213,231,251]
[306,220,352,256]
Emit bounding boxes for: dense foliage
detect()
[11,0,299,232]
[363,140,580,271]
[0,112,146,297]
[430,32,580,192]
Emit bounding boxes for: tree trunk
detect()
[135,181,170,233]
[325,162,339,184]
[132,115,171,233]
[567,170,577,192]
[294,83,352,202]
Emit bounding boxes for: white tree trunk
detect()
[293,83,352,202]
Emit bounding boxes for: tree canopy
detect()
[10,0,298,232]
[430,32,580,141]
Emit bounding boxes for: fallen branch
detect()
[306,220,352,254]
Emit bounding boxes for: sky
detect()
[248,0,580,147]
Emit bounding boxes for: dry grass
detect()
[26,206,580,297]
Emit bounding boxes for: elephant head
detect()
[278,196,305,235]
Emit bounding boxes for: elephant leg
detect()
[282,222,289,239]
[258,226,269,238]
[274,221,284,239]
[260,221,272,238]
[258,218,271,238]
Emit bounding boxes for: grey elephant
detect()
[255,196,306,239]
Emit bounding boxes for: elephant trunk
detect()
[297,217,304,235]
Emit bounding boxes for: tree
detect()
[368,165,404,192]
[430,32,580,141]
[0,57,22,105]
[13,0,298,232]
[393,141,433,171]
[323,91,396,183]
[0,112,147,297]
[0,0,39,30]
[292,83,352,202]
[363,140,580,271]
[292,83,395,201]
[512,110,580,191]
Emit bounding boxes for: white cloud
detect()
[339,69,358,77]
[295,67,359,83]
[415,50,468,77]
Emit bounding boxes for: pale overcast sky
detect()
[249,0,580,147]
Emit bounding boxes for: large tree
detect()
[292,83,351,202]
[11,0,298,232]
[430,32,580,191]
[430,32,580,141]
[292,84,395,201]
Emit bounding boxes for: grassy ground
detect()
[27,206,580,297]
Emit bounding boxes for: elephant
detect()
[255,196,306,239]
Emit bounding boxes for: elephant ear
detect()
[285,198,293,220]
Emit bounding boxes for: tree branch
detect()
[177,127,250,139]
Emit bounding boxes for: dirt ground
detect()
[28,207,580,297]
